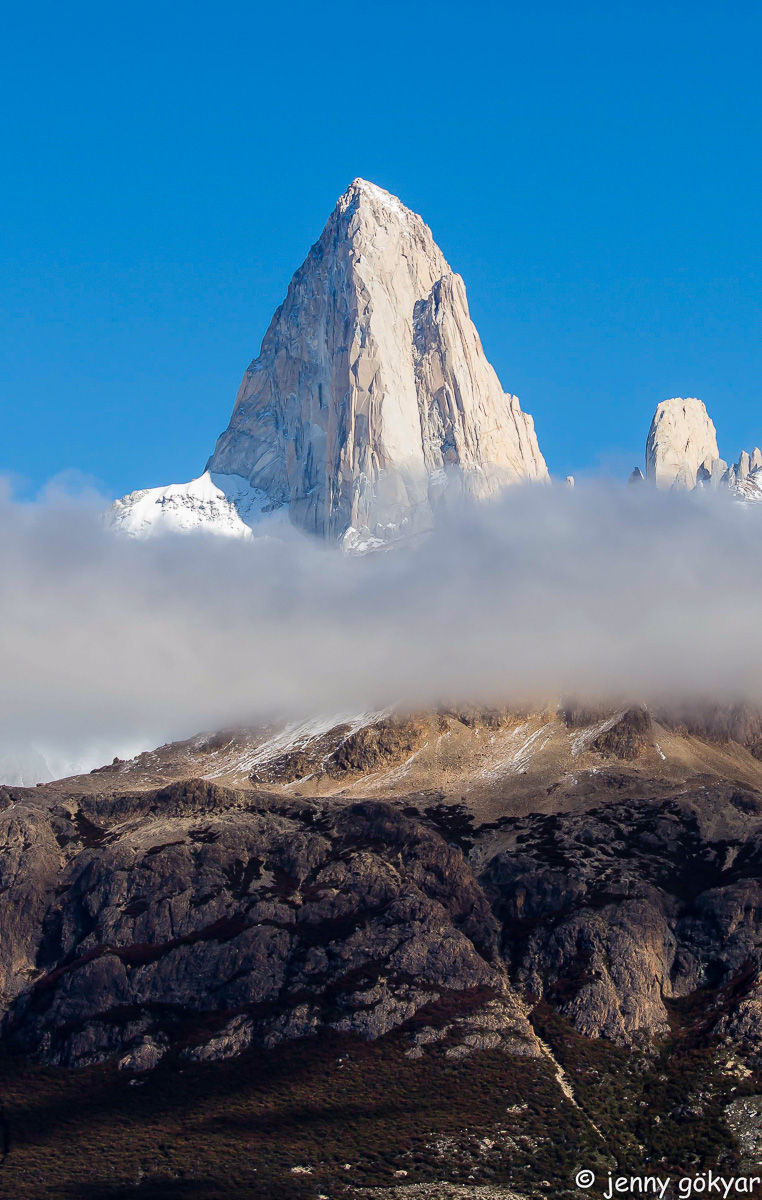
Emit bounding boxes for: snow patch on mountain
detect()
[108,472,280,539]
[732,466,762,502]
[203,712,388,781]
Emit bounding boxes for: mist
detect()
[2,475,762,781]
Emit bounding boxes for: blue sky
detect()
[2,1,762,497]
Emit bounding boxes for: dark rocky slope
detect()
[4,770,762,1193]
[0,783,537,1069]
[479,782,762,1046]
[4,773,762,1073]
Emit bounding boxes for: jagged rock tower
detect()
[641,396,762,499]
[645,397,720,489]
[206,179,548,548]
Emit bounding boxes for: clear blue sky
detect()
[2,1,762,497]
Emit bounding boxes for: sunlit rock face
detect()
[207,179,548,549]
[642,396,762,501]
[645,397,720,490]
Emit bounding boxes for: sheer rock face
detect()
[645,397,719,490]
[207,179,547,547]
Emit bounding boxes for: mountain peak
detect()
[646,397,719,490]
[341,178,411,219]
[642,396,762,501]
[205,181,547,545]
[115,185,548,549]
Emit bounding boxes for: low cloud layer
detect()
[2,477,762,779]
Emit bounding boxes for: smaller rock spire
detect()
[645,398,719,490]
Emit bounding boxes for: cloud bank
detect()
[2,476,762,779]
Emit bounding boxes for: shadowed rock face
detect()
[325,716,434,777]
[5,771,762,1072]
[480,784,762,1045]
[1,783,537,1068]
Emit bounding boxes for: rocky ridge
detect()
[61,703,762,814]
[7,703,762,1073]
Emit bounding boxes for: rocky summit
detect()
[646,397,720,489]
[643,395,762,497]
[112,180,547,550]
[108,186,762,551]
[207,181,548,548]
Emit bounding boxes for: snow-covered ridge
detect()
[734,468,762,502]
[108,472,278,539]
